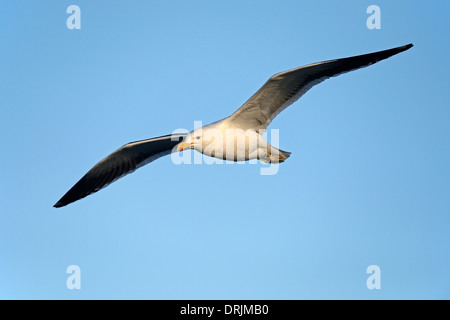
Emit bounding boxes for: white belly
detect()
[200,127,265,161]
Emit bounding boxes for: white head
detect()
[176,129,204,152]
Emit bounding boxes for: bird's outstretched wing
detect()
[54,133,186,208]
[227,44,413,130]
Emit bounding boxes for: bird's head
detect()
[177,130,203,152]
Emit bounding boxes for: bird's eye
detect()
[196,136,201,140]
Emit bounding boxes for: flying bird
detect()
[54,43,413,208]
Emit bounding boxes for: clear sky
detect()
[1,0,449,299]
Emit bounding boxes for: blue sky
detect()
[1,1,449,299]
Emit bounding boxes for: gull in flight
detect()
[54,44,413,208]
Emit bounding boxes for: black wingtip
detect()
[53,190,83,208]
[403,43,414,50]
[53,201,65,208]
[388,43,413,55]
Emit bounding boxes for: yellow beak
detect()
[177,141,193,152]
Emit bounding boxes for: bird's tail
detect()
[275,148,291,163]
[263,147,291,163]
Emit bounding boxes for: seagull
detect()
[54,43,413,208]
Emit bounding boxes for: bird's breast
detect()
[200,128,261,161]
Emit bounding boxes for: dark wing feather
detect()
[228,44,413,130]
[54,133,186,208]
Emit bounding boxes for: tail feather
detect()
[266,147,291,163]
[276,149,291,163]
